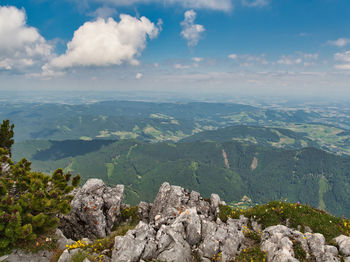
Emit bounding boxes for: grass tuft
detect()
[219,201,350,243]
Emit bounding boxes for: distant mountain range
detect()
[2,100,350,154]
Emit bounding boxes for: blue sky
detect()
[1,0,350,98]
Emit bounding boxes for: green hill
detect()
[2,101,350,155]
[181,125,319,149]
[13,139,350,218]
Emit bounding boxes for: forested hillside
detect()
[13,138,350,218]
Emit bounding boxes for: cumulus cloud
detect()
[0,6,52,71]
[47,15,160,70]
[241,0,271,7]
[181,10,205,47]
[327,38,350,47]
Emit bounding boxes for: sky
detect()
[1,0,350,98]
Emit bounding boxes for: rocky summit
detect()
[2,179,350,262]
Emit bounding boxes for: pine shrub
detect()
[0,144,80,250]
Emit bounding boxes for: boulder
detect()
[59,179,124,240]
[334,235,350,256]
[149,182,212,225]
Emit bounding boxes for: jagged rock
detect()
[334,235,350,256]
[112,222,156,262]
[59,179,124,240]
[156,220,192,262]
[55,229,75,250]
[261,226,299,262]
[57,248,83,262]
[149,182,213,225]
[138,201,151,222]
[344,257,350,262]
[50,181,348,262]
[210,193,221,216]
[198,217,246,261]
[1,249,52,262]
[261,225,340,262]
[149,182,190,222]
[112,183,248,262]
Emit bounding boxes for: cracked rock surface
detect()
[112,182,246,262]
[59,179,124,240]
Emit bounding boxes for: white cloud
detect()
[48,15,160,70]
[276,53,318,67]
[327,38,350,47]
[76,0,233,11]
[136,72,143,79]
[334,51,350,62]
[0,6,52,71]
[228,53,268,66]
[228,54,238,59]
[174,63,191,69]
[334,51,350,70]
[192,57,203,62]
[180,10,205,47]
[241,0,271,7]
[277,56,302,65]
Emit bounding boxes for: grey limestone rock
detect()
[57,248,84,262]
[59,179,124,240]
[112,183,248,262]
[2,249,52,262]
[334,235,350,256]
[261,225,340,262]
[138,201,151,222]
[112,221,156,262]
[55,229,75,250]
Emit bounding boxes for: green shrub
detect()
[0,148,80,251]
[0,120,14,154]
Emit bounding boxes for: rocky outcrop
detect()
[112,182,247,262]
[59,179,124,240]
[261,225,339,262]
[39,181,350,262]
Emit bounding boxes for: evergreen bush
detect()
[0,120,80,251]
